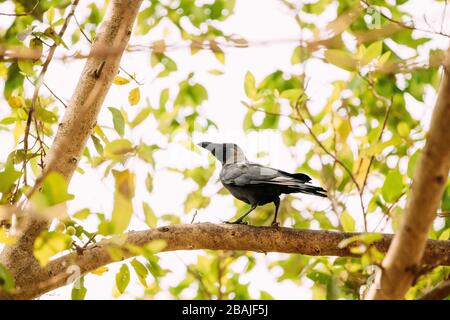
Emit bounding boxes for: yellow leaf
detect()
[111,170,135,233]
[113,76,130,85]
[332,114,351,142]
[0,227,16,245]
[128,87,140,106]
[324,49,358,71]
[145,239,167,253]
[244,71,257,100]
[91,266,109,276]
[353,156,371,187]
[340,211,355,232]
[7,96,24,109]
[34,231,72,266]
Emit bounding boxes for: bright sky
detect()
[0,0,448,299]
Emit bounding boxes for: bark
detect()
[0,0,143,290]
[0,223,449,300]
[366,49,450,299]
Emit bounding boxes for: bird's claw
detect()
[271,221,279,227]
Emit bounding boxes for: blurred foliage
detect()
[0,0,449,300]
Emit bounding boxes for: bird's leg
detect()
[225,204,257,225]
[271,198,280,227]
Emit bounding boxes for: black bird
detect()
[197,142,327,226]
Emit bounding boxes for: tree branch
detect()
[418,277,450,300]
[0,0,143,291]
[366,49,450,299]
[0,223,449,300]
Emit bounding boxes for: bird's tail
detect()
[287,183,328,198]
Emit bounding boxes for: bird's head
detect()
[197,142,247,164]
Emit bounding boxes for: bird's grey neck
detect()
[222,156,248,165]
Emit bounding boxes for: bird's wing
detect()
[222,163,309,186]
[221,163,326,197]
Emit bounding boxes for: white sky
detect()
[0,0,448,299]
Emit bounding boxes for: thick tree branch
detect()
[418,277,450,300]
[366,49,450,299]
[0,223,449,299]
[0,0,143,290]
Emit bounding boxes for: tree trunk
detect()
[0,0,143,292]
[366,49,450,300]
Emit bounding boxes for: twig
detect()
[359,97,393,196]
[21,0,80,194]
[360,0,450,38]
[190,210,198,224]
[26,76,68,109]
[292,94,363,195]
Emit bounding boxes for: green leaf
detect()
[47,6,55,24]
[155,54,177,78]
[324,49,357,71]
[365,136,402,156]
[0,263,15,291]
[18,59,35,77]
[260,291,274,300]
[71,277,87,300]
[129,107,152,128]
[291,46,302,64]
[145,173,153,193]
[208,69,224,75]
[35,107,58,123]
[128,87,141,106]
[159,88,170,110]
[136,144,156,165]
[340,211,355,232]
[91,135,104,155]
[104,139,134,158]
[31,172,74,207]
[115,264,130,294]
[338,233,383,249]
[111,170,135,234]
[280,89,303,102]
[108,107,125,137]
[131,258,148,287]
[382,169,404,203]
[407,150,421,179]
[174,80,208,107]
[0,116,17,125]
[314,212,334,230]
[184,190,210,213]
[244,71,257,99]
[397,122,410,137]
[73,208,90,220]
[33,231,72,266]
[361,41,382,65]
[4,63,24,98]
[143,202,157,228]
[441,183,450,212]
[0,165,22,193]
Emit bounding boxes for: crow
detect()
[197,142,327,226]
